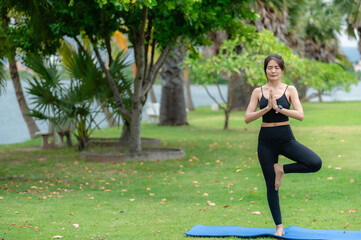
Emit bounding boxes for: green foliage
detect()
[185,29,358,98]
[93,0,257,47]
[0,1,60,58]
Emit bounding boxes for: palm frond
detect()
[26,54,61,87]
[58,39,76,68]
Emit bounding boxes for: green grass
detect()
[0,101,361,240]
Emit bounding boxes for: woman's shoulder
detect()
[252,86,263,95]
[286,85,298,92]
[250,87,263,101]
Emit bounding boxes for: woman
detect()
[244,54,322,236]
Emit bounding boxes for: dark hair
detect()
[264,54,286,77]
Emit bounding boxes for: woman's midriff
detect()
[261,121,290,127]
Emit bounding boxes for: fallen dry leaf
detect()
[72,224,79,228]
[52,236,64,239]
[327,176,333,180]
[346,209,357,213]
[206,200,216,206]
[349,179,354,183]
[252,211,262,215]
[129,199,136,201]
[202,193,209,197]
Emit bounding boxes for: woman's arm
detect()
[272,86,304,121]
[245,88,272,124]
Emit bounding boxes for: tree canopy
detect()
[186,29,357,98]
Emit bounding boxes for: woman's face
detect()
[266,60,284,82]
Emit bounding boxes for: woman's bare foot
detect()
[274,224,285,236]
[274,163,284,191]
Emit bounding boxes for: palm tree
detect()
[159,42,188,126]
[335,0,361,57]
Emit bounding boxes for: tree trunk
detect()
[149,87,157,103]
[130,81,143,153]
[9,58,40,139]
[129,8,147,154]
[230,73,254,111]
[76,134,89,151]
[91,41,131,120]
[293,77,307,100]
[159,43,188,126]
[120,119,131,143]
[224,110,230,130]
[317,91,323,102]
[184,67,194,111]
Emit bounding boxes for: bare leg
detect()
[274,164,284,191]
[275,224,285,236]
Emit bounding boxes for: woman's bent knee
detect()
[310,156,322,172]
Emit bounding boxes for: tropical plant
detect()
[26,45,132,151]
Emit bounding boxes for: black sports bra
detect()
[259,86,290,123]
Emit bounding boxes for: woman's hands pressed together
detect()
[268,89,278,111]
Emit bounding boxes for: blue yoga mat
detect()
[185,224,361,240]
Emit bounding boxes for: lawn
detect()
[0,101,360,240]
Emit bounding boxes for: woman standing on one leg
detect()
[244,54,322,236]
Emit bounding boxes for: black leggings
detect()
[257,125,322,225]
